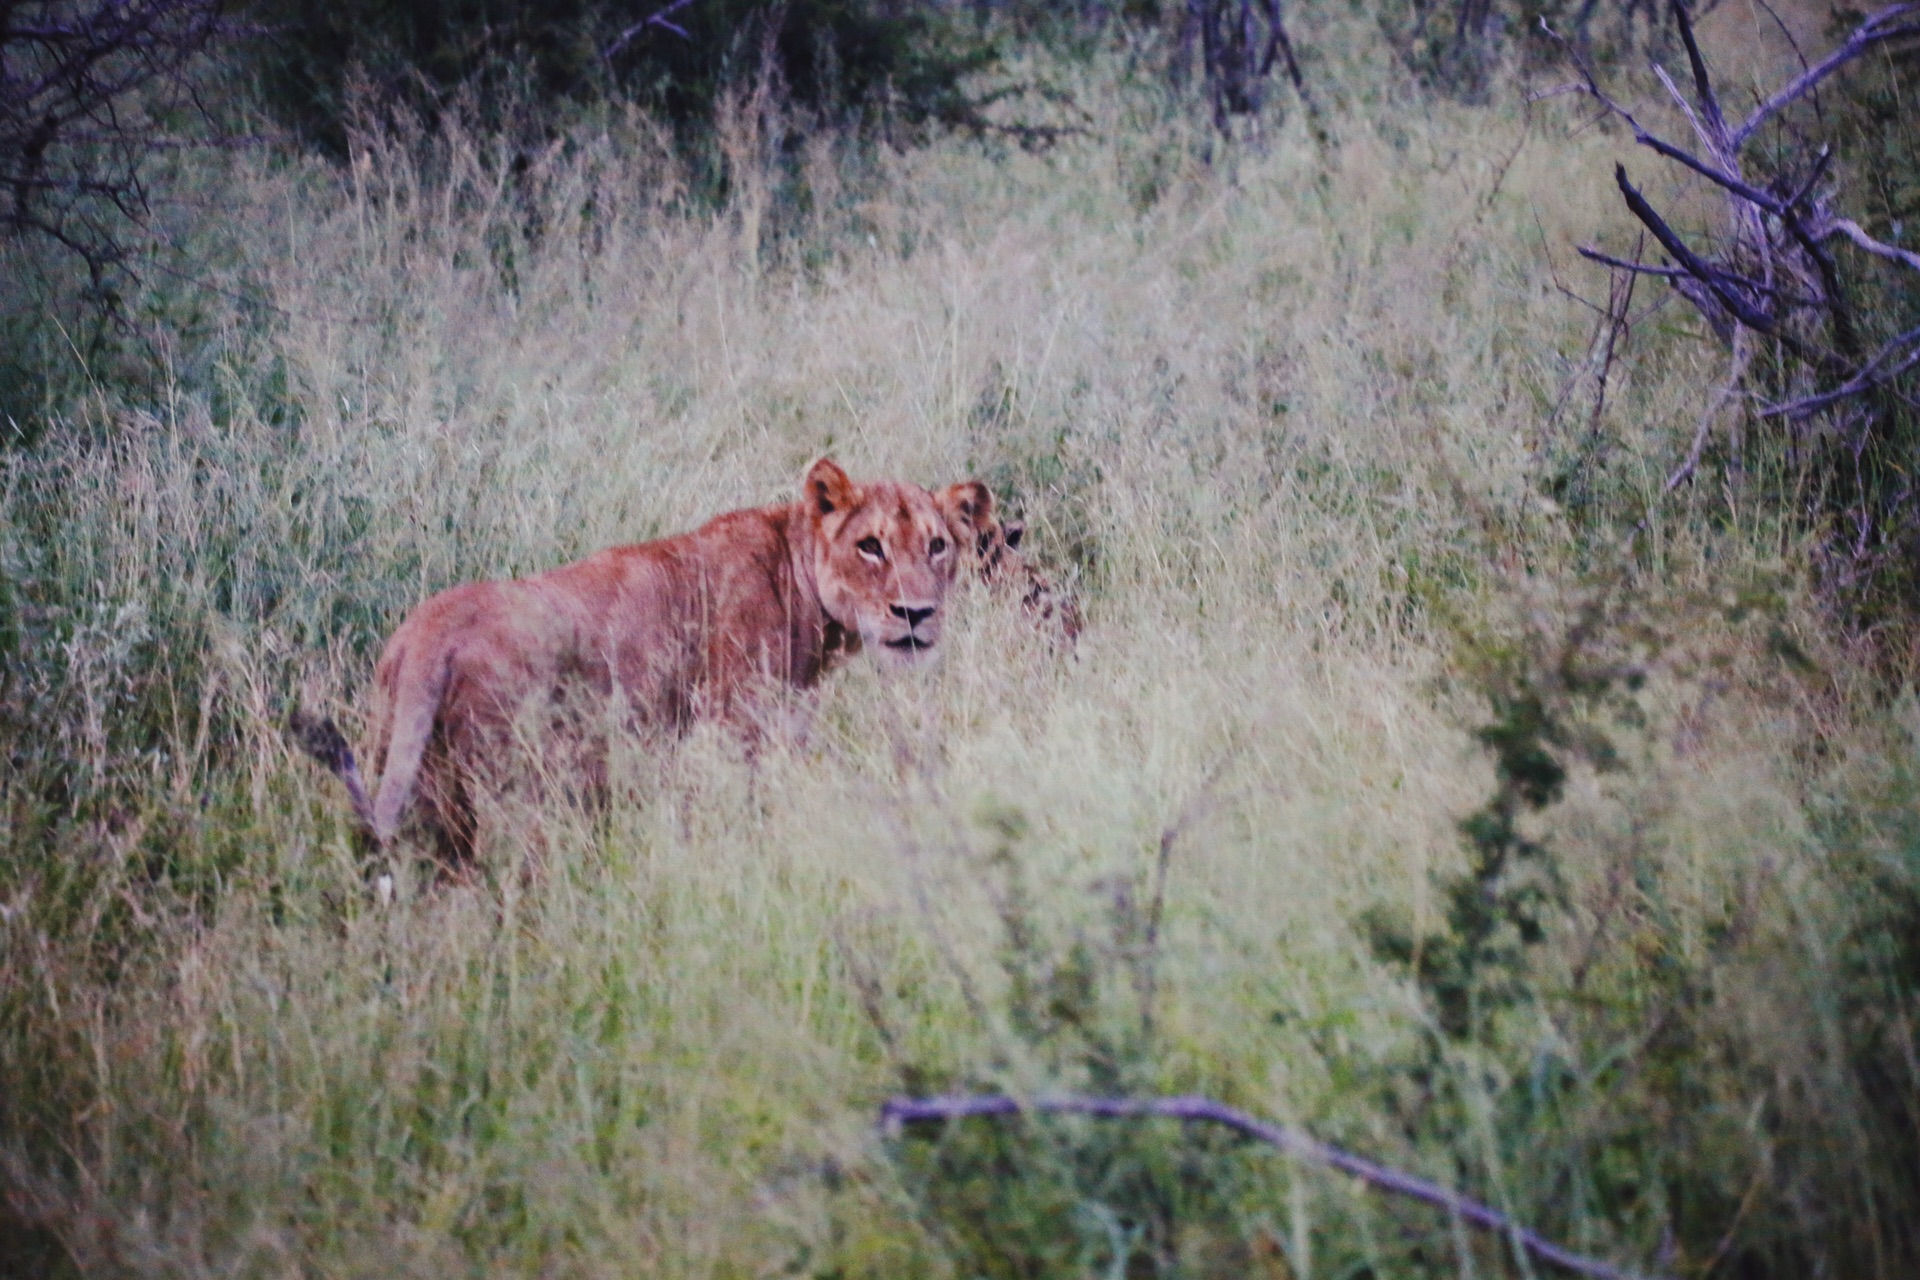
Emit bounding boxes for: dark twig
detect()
[1575,248,1686,279]
[1632,133,1781,212]
[1758,326,1920,420]
[1584,238,1641,459]
[605,0,700,57]
[1780,202,1859,356]
[1137,824,1181,1036]
[1577,246,1816,306]
[1612,165,1776,333]
[1135,760,1229,1037]
[880,1093,1664,1280]
[1669,0,1729,151]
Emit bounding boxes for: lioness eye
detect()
[856,536,884,560]
[929,536,947,555]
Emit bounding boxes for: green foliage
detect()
[1374,0,1677,97]
[1361,586,1663,1042]
[884,805,1215,1278]
[247,0,1000,154]
[1351,571,1920,1276]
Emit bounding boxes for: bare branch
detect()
[1758,326,1920,420]
[881,1093,1665,1280]
[1730,2,1920,149]
[1630,129,1782,211]
[1541,19,1774,211]
[1821,218,1920,273]
[1539,19,1645,129]
[1651,63,1720,160]
[1612,164,1776,332]
[1577,246,1816,305]
[605,0,699,58]
[1664,336,1752,492]
[2,0,227,270]
[1578,248,1691,279]
[1580,235,1643,463]
[1527,81,1592,104]
[1669,0,1729,150]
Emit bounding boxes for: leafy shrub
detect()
[1377,0,1677,97]
[247,0,999,154]
[1357,571,1920,1276]
[880,805,1291,1278]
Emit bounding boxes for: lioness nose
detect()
[891,603,936,629]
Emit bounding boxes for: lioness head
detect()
[803,458,962,666]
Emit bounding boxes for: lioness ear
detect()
[935,481,995,541]
[805,458,858,517]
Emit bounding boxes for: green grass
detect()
[2,23,1918,1279]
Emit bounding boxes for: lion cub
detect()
[295,458,996,867]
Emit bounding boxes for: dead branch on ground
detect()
[882,1091,1664,1280]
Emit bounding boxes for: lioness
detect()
[294,458,992,866]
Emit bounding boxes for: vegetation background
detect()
[2,1,1918,1276]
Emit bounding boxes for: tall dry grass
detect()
[1,28,1916,1278]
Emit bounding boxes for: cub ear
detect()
[804,457,859,517]
[935,480,995,541]
[1003,520,1025,550]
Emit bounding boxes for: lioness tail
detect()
[368,645,452,845]
[288,707,378,835]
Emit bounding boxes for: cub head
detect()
[934,479,1023,579]
[802,458,961,666]
[936,478,1083,645]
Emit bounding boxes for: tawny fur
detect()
[296,459,983,866]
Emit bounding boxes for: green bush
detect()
[247,0,999,154]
